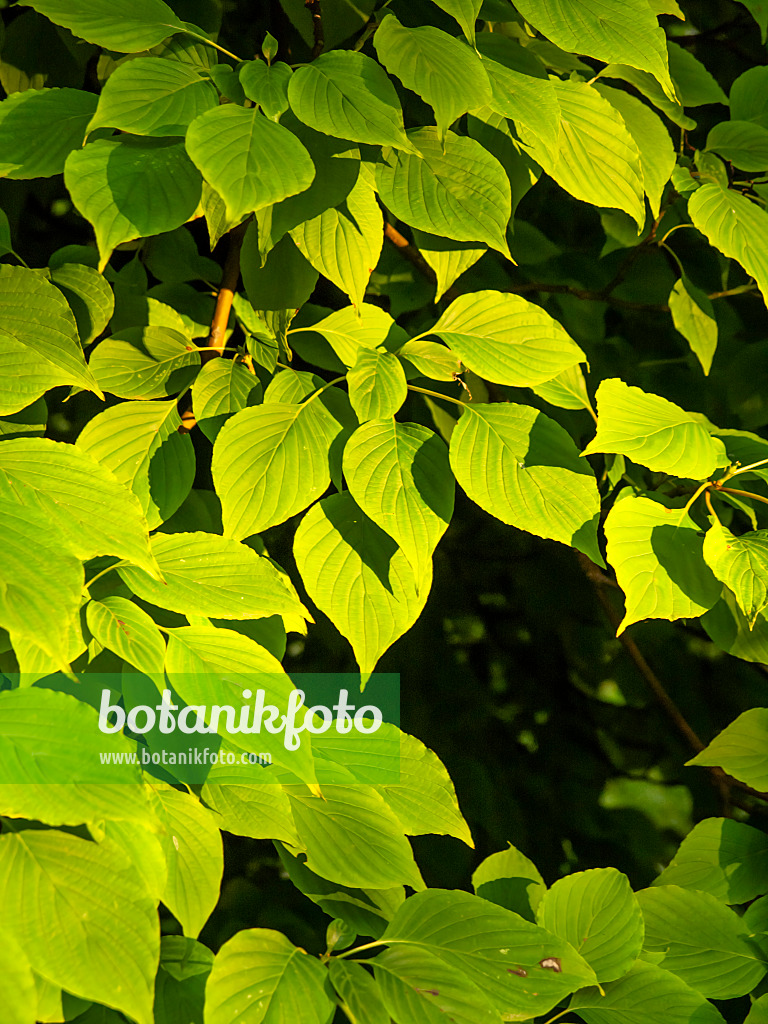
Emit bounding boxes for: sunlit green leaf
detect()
[19,0,185,51]
[687,708,768,792]
[347,346,408,421]
[689,184,768,306]
[668,276,718,375]
[0,88,96,178]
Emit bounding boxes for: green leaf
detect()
[569,960,726,1024]
[0,472,82,666]
[374,13,491,141]
[536,868,643,983]
[449,403,603,564]
[119,531,310,620]
[396,338,462,382]
[667,41,728,106]
[707,120,768,171]
[347,347,408,421]
[204,928,334,1024]
[603,493,721,633]
[430,0,483,45]
[376,128,512,258]
[372,944,499,1024]
[637,885,766,998]
[156,786,223,938]
[191,357,261,442]
[85,596,166,676]
[513,0,675,100]
[343,420,454,583]
[314,726,472,846]
[472,844,546,921]
[737,0,768,42]
[77,400,195,529]
[481,55,560,163]
[64,137,202,271]
[293,492,431,678]
[746,995,768,1024]
[154,936,213,1024]
[240,227,319,312]
[19,0,185,51]
[688,184,768,306]
[289,173,383,310]
[201,783,300,845]
[286,784,423,891]
[595,84,675,219]
[466,107,542,220]
[654,817,768,904]
[49,262,115,347]
[328,960,390,1024]
[212,399,336,539]
[668,276,718,375]
[583,378,727,479]
[687,708,768,791]
[0,88,97,178]
[88,57,218,137]
[89,327,200,399]
[164,624,316,783]
[0,436,157,575]
[0,933,35,1024]
[0,686,152,822]
[239,60,292,119]
[143,226,221,286]
[0,265,101,399]
[254,113,360,259]
[0,830,159,1024]
[520,79,645,228]
[703,520,768,625]
[380,888,597,1021]
[601,63,695,130]
[293,303,406,367]
[532,364,593,413]
[185,106,315,225]
[411,231,484,303]
[287,50,414,151]
[730,67,768,130]
[428,290,584,386]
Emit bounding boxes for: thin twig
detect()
[206,220,248,360]
[305,0,325,58]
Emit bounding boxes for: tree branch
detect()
[305,0,325,59]
[205,220,248,361]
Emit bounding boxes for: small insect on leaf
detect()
[508,967,528,977]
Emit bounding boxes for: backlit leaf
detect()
[19,0,185,52]
[294,491,431,678]
[583,378,727,479]
[703,519,768,625]
[428,290,584,386]
[449,403,603,564]
[0,88,97,178]
[347,347,408,421]
[185,105,315,225]
[343,419,454,582]
[689,184,768,306]
[687,708,768,792]
[64,137,202,271]
[376,128,512,258]
[668,276,718,374]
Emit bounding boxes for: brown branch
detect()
[205,220,248,361]
[305,0,324,59]
[383,221,437,285]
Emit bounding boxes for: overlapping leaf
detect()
[119,532,309,620]
[376,128,512,257]
[604,492,721,633]
[428,290,584,386]
[19,0,185,51]
[688,708,768,792]
[343,420,454,583]
[88,57,218,136]
[294,492,431,678]
[689,184,768,306]
[185,105,315,225]
[583,378,727,479]
[65,137,202,270]
[450,403,603,564]
[0,88,96,178]
[347,347,408,421]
